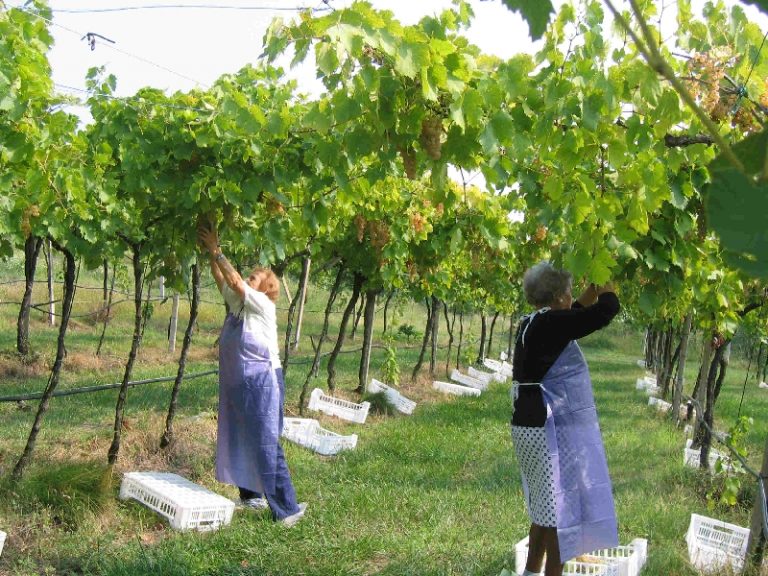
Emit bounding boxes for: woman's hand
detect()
[576,283,598,307]
[595,282,615,295]
[197,224,220,255]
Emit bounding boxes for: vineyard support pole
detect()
[281,276,292,304]
[168,293,180,353]
[292,257,311,350]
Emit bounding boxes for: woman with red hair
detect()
[199,223,306,527]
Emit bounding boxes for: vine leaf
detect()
[498,0,555,41]
[705,167,768,278]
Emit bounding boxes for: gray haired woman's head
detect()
[523,261,572,308]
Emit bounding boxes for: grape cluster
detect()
[533,224,547,243]
[685,49,731,116]
[20,205,40,238]
[353,214,390,249]
[398,145,417,180]
[368,220,390,249]
[419,115,442,160]
[354,214,366,242]
[409,211,426,234]
[266,196,286,216]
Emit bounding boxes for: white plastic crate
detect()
[686,513,749,574]
[119,472,235,531]
[432,380,481,397]
[515,536,631,575]
[468,365,506,383]
[368,378,416,415]
[467,366,493,383]
[450,369,487,391]
[644,385,661,397]
[0,530,6,558]
[483,358,514,377]
[635,375,656,391]
[684,438,732,472]
[648,396,672,413]
[593,539,648,576]
[307,388,370,423]
[282,417,358,455]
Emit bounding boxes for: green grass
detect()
[1,264,767,575]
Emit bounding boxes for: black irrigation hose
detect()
[0,340,450,402]
[684,395,768,539]
[0,369,220,403]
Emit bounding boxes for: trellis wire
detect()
[0,337,459,404]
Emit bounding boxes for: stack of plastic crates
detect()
[686,513,749,574]
[468,365,506,384]
[449,369,487,391]
[483,358,514,378]
[515,537,648,576]
[307,388,370,423]
[282,417,358,455]
[368,379,416,415]
[119,472,235,531]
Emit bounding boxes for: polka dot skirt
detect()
[511,425,557,527]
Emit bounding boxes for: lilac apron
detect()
[541,340,619,562]
[216,312,280,495]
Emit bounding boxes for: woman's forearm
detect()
[209,254,226,293]
[212,250,246,300]
[198,224,245,299]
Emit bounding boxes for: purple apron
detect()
[215,312,280,495]
[540,340,618,562]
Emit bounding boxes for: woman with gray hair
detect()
[512,261,620,576]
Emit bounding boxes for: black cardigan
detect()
[511,292,620,427]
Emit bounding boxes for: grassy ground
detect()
[0,260,767,575]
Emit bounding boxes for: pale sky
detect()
[6,1,766,112]
[14,0,543,103]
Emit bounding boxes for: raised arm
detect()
[575,283,599,307]
[198,224,247,301]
